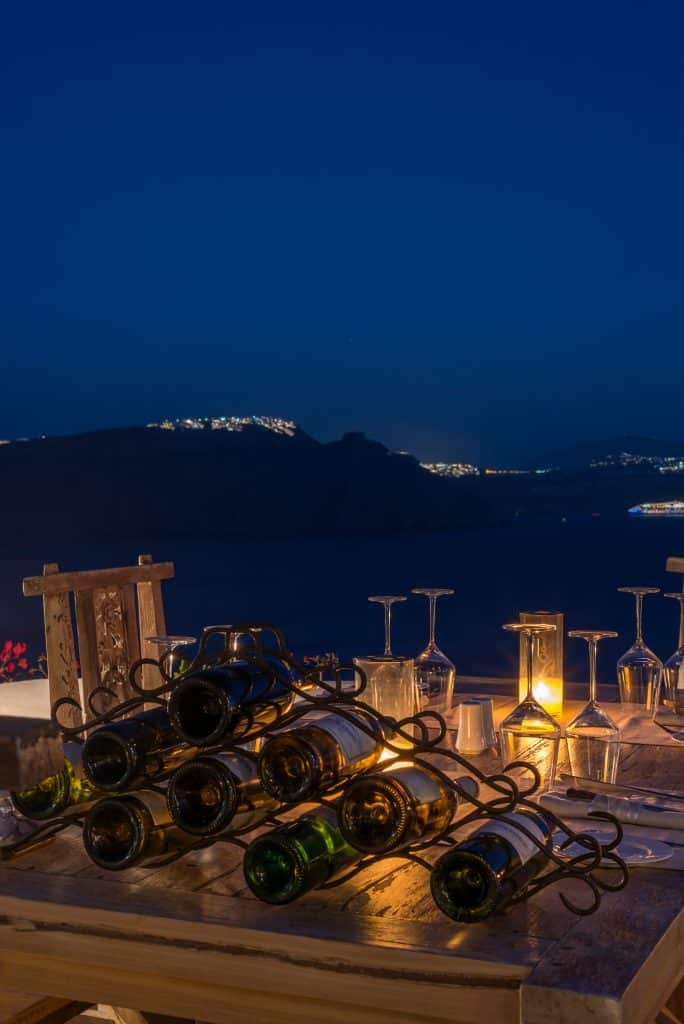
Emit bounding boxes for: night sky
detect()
[3,2,683,463]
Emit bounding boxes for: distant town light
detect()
[147,416,297,437]
[420,462,479,478]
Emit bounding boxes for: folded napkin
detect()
[540,790,684,830]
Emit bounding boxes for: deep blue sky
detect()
[3,2,683,463]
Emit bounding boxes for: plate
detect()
[553,828,673,867]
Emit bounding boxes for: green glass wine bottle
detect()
[11,742,101,820]
[339,763,478,854]
[243,807,357,905]
[430,809,553,922]
[83,789,194,870]
[82,706,195,792]
[168,657,298,747]
[167,751,279,836]
[258,709,384,803]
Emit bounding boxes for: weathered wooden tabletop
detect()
[0,690,682,1024]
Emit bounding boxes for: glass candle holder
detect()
[518,611,564,718]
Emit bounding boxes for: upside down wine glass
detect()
[500,623,561,792]
[355,596,416,725]
[616,588,662,708]
[653,593,684,735]
[368,595,407,659]
[145,635,197,680]
[566,631,620,783]
[412,588,456,714]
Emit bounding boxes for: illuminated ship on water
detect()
[628,501,684,517]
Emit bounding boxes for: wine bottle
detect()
[430,809,553,922]
[339,764,478,854]
[243,806,357,904]
[167,751,279,836]
[11,742,101,820]
[82,706,194,792]
[83,789,193,870]
[167,657,297,747]
[258,709,384,803]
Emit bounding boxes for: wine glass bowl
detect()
[412,588,455,714]
[616,587,662,708]
[566,630,620,783]
[499,623,561,792]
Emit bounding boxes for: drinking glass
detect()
[145,635,197,679]
[500,623,561,792]
[566,631,620,783]
[652,594,684,736]
[616,588,662,707]
[412,588,456,714]
[355,595,415,726]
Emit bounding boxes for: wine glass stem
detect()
[384,602,392,657]
[588,638,598,704]
[525,633,536,701]
[428,596,437,648]
[678,598,684,650]
[635,593,644,645]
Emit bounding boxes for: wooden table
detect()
[0,688,682,1024]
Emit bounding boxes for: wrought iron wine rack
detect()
[7,623,628,917]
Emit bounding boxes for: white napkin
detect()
[540,790,684,830]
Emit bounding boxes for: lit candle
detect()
[518,612,564,718]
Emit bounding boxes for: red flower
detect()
[17,658,28,671]
[12,642,27,658]
[5,662,16,673]
[1,640,12,661]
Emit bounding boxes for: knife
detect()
[559,773,684,804]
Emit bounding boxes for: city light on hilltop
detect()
[146,416,297,437]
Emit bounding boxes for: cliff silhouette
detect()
[0,425,486,540]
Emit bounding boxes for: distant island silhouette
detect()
[1,422,684,540]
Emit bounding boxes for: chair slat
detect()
[121,583,140,700]
[42,564,82,730]
[74,589,100,719]
[137,554,168,697]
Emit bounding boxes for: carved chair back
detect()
[22,555,174,728]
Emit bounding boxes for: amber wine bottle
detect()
[430,809,553,922]
[339,764,478,854]
[11,742,101,820]
[243,806,357,904]
[167,751,279,836]
[83,789,193,870]
[258,709,384,803]
[82,707,194,792]
[168,657,297,747]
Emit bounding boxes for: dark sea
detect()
[3,515,684,684]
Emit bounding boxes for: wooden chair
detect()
[22,555,175,728]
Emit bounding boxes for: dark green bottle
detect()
[11,742,101,820]
[430,809,553,922]
[167,751,279,836]
[83,789,193,870]
[168,657,297,747]
[82,707,194,791]
[243,807,357,904]
[339,764,478,854]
